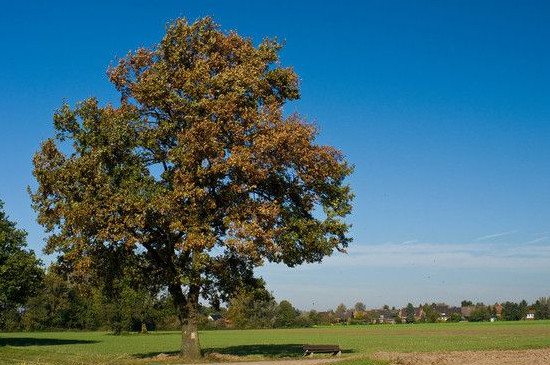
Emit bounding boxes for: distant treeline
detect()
[1,265,314,332]
[2,263,549,333]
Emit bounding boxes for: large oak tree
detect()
[31,17,353,358]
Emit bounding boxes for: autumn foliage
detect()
[31,17,353,358]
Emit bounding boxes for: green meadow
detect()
[1,321,550,365]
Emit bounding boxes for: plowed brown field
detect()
[373,348,550,365]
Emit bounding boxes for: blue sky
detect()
[1,1,549,310]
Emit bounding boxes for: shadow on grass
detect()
[0,337,98,347]
[134,350,179,359]
[135,344,353,359]
[207,344,305,358]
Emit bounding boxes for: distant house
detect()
[461,305,475,319]
[494,304,503,318]
[334,310,354,324]
[207,314,223,321]
[430,303,461,321]
[397,308,407,322]
[433,304,449,321]
[525,310,535,320]
[447,306,462,320]
[415,307,426,321]
[397,306,425,322]
[373,309,396,324]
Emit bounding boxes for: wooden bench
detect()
[303,344,341,356]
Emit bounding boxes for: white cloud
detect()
[523,236,549,244]
[475,230,518,241]
[266,240,550,271]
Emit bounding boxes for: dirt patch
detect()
[373,348,550,365]
[186,357,350,365]
[205,352,257,362]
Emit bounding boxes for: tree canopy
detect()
[0,200,43,329]
[405,303,415,323]
[30,17,353,358]
[354,301,366,312]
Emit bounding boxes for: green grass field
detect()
[1,321,550,365]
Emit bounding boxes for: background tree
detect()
[335,303,348,321]
[519,299,528,320]
[469,305,490,322]
[0,200,44,329]
[98,276,160,334]
[362,310,378,324]
[405,303,415,323]
[30,17,352,358]
[449,312,462,322]
[97,256,163,334]
[534,297,550,320]
[274,300,299,328]
[461,300,473,307]
[21,261,166,332]
[501,301,521,321]
[22,267,92,330]
[354,302,366,313]
[226,287,276,329]
[306,310,324,325]
[422,304,438,323]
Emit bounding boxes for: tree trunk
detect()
[169,283,202,359]
[181,286,201,359]
[182,315,200,358]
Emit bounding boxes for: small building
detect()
[494,304,503,318]
[431,303,460,321]
[207,314,223,321]
[374,309,396,324]
[334,309,354,324]
[525,310,535,320]
[461,305,475,319]
[398,306,425,322]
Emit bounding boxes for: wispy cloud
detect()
[475,230,518,241]
[264,240,550,272]
[523,236,549,245]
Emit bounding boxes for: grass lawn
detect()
[1,321,550,365]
